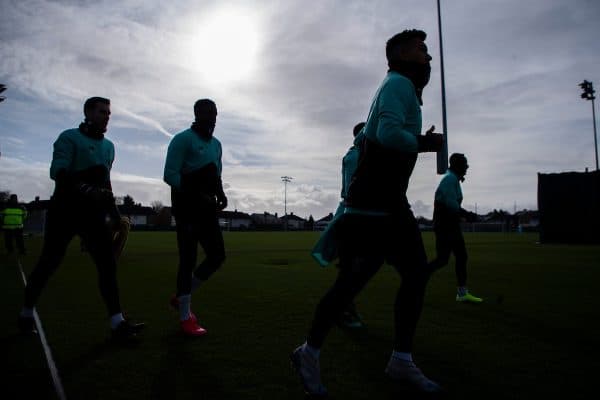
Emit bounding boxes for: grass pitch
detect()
[2,231,599,399]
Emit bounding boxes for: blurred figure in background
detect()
[2,194,27,255]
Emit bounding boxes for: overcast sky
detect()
[1,0,599,219]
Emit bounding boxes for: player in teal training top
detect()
[430,153,482,303]
[164,98,227,337]
[292,29,444,396]
[19,97,144,343]
[312,122,366,329]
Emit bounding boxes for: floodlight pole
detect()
[591,97,598,171]
[436,0,449,174]
[281,176,293,230]
[579,80,599,171]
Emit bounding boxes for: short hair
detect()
[83,97,110,117]
[194,99,217,117]
[353,122,366,137]
[449,153,468,169]
[386,29,427,64]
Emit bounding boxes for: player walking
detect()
[164,99,227,337]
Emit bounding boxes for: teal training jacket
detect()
[435,170,463,212]
[49,128,114,182]
[362,71,422,153]
[163,128,223,190]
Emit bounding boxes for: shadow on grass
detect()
[2,332,59,399]
[150,331,225,399]
[58,338,142,379]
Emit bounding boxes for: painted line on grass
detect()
[17,256,67,400]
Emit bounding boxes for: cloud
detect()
[115,107,173,138]
[1,0,599,219]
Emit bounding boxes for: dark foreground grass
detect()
[2,232,599,399]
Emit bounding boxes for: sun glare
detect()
[186,8,260,84]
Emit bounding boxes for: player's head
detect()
[386,30,432,104]
[9,193,18,204]
[386,29,431,68]
[353,122,365,138]
[193,99,218,138]
[83,97,111,132]
[449,153,469,180]
[194,99,217,121]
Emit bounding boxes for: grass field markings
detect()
[16,255,67,400]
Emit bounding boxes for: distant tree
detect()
[123,195,135,208]
[154,207,173,227]
[151,200,164,212]
[0,190,11,203]
[306,215,315,231]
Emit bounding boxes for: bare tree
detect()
[0,189,12,203]
[151,200,164,212]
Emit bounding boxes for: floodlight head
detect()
[579,80,595,101]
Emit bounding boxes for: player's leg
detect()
[429,227,453,273]
[193,212,225,284]
[173,217,205,336]
[112,216,130,260]
[5,229,15,254]
[386,211,441,393]
[335,261,365,329]
[292,214,383,396]
[453,231,482,303]
[82,218,144,342]
[20,207,74,333]
[16,228,26,254]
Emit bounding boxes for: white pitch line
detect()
[17,257,67,400]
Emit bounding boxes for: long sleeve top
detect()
[50,128,114,183]
[163,128,222,191]
[345,71,424,213]
[435,170,463,212]
[363,71,422,153]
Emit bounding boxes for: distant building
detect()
[218,210,253,230]
[250,212,281,230]
[315,213,334,231]
[515,210,539,232]
[118,204,156,227]
[281,212,306,230]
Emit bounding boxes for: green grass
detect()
[2,232,599,399]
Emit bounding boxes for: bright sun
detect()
[186,8,260,84]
